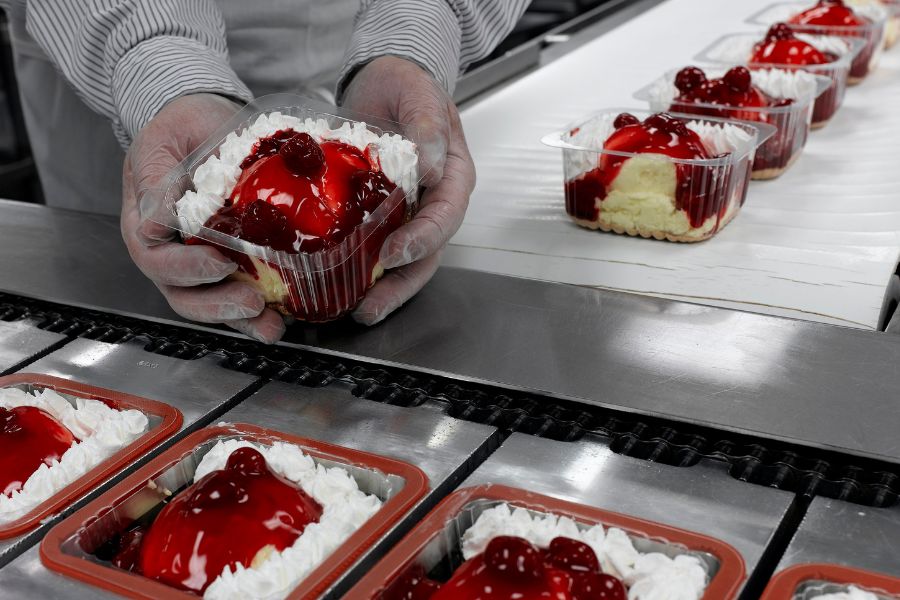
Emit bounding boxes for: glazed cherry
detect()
[674,66,707,92]
[484,536,544,580]
[612,112,640,129]
[789,0,868,27]
[353,169,397,214]
[723,66,752,92]
[546,536,601,574]
[385,564,443,600]
[137,447,323,594]
[644,112,689,136]
[767,22,795,40]
[279,132,325,177]
[240,199,290,247]
[0,406,76,497]
[571,572,628,600]
[111,527,145,573]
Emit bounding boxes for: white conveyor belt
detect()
[449,0,900,329]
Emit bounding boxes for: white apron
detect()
[5,0,358,215]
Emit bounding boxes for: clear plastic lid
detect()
[145,93,430,274]
[746,1,889,32]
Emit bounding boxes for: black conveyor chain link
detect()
[1,293,897,508]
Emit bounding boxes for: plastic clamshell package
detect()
[761,564,900,599]
[344,484,746,599]
[39,423,429,600]
[745,1,888,83]
[633,68,830,179]
[0,373,182,540]
[694,32,865,127]
[541,108,775,242]
[149,94,429,323]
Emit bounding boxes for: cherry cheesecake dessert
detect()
[659,65,821,179]
[175,112,418,322]
[0,386,148,525]
[785,0,887,82]
[106,439,381,599]
[385,503,709,600]
[556,111,758,242]
[749,23,855,127]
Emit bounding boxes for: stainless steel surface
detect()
[778,497,900,576]
[0,320,66,373]
[26,337,257,429]
[0,546,119,600]
[465,433,796,581]
[4,201,900,465]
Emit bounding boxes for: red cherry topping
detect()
[572,572,628,600]
[279,132,325,177]
[240,199,291,248]
[767,22,795,40]
[723,66,752,92]
[612,112,640,130]
[750,23,837,65]
[789,0,868,27]
[484,536,544,580]
[674,66,707,92]
[546,536,601,574]
[0,406,76,497]
[352,170,397,214]
[137,447,323,594]
[111,527,145,573]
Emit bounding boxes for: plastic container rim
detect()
[694,31,866,71]
[540,107,777,166]
[745,1,889,31]
[761,563,900,599]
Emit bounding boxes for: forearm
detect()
[25,0,251,147]
[337,0,531,100]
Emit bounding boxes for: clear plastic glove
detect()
[342,56,476,325]
[121,93,286,344]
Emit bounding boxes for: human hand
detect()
[341,56,476,325]
[121,93,286,343]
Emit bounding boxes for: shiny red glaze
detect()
[0,406,76,497]
[564,112,726,229]
[137,447,322,594]
[385,535,627,600]
[750,23,838,65]
[111,527,145,573]
[789,0,869,27]
[188,128,404,321]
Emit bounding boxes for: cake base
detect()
[571,204,738,243]
[751,151,802,181]
[810,117,831,131]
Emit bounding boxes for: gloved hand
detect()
[121,93,286,344]
[342,56,476,325]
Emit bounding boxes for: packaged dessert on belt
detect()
[40,424,427,600]
[0,374,181,539]
[542,109,774,243]
[746,0,889,83]
[152,94,424,323]
[761,563,900,599]
[635,65,829,179]
[344,485,746,600]
[694,28,864,128]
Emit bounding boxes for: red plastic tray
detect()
[0,373,183,539]
[344,484,747,600]
[40,423,429,599]
[762,563,900,598]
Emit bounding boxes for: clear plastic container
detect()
[0,373,182,539]
[762,564,900,599]
[148,94,428,323]
[694,32,865,128]
[343,484,747,600]
[541,109,775,243]
[634,67,830,180]
[40,423,428,600]
[746,1,889,83]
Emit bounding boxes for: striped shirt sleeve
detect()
[24,0,252,147]
[337,0,531,100]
